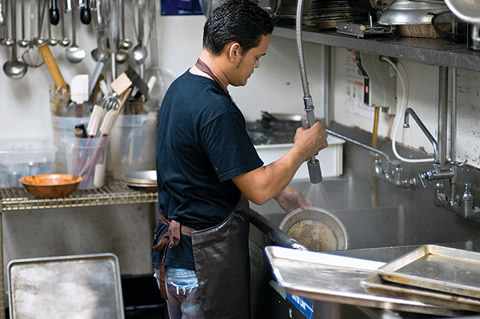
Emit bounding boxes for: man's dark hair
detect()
[203,0,274,56]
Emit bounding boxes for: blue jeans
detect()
[155,267,204,319]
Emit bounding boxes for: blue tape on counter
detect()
[286,293,314,319]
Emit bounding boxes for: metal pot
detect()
[378,0,447,25]
[279,207,349,252]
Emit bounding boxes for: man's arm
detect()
[232,120,328,205]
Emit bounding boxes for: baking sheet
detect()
[265,246,464,317]
[7,253,124,319]
[361,274,480,313]
[378,245,480,299]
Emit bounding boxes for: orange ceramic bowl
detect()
[19,174,83,198]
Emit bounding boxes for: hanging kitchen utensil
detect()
[59,0,70,46]
[118,0,131,50]
[3,0,28,79]
[79,0,91,24]
[132,0,147,78]
[88,0,108,98]
[101,0,119,80]
[90,0,102,61]
[114,0,129,64]
[22,0,45,67]
[17,0,29,47]
[65,0,72,12]
[49,0,59,25]
[34,0,47,46]
[47,14,58,46]
[2,0,13,46]
[65,2,85,63]
[0,0,4,27]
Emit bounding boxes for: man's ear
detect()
[227,42,242,62]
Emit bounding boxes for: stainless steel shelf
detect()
[0,181,158,212]
[274,27,480,72]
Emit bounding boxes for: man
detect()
[152,0,328,318]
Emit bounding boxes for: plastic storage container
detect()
[255,135,345,180]
[109,114,157,179]
[51,116,90,173]
[0,139,57,188]
[63,136,109,189]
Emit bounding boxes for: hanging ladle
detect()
[59,0,70,46]
[65,3,85,63]
[3,0,28,79]
[132,0,147,78]
[18,0,30,47]
[34,0,47,46]
[118,0,131,50]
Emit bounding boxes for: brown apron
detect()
[192,196,251,319]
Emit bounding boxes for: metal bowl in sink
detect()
[279,207,349,251]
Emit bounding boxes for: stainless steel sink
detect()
[249,177,480,318]
[250,177,480,253]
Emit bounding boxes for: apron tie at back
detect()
[153,214,195,252]
[153,214,195,300]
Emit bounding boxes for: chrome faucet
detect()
[403,108,455,187]
[403,108,480,220]
[326,129,416,189]
[403,108,439,165]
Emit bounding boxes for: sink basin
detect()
[249,177,480,318]
[250,177,480,253]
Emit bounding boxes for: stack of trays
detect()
[274,0,367,29]
[361,245,480,314]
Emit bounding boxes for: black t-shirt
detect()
[152,70,263,270]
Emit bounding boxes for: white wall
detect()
[1,8,480,166]
[331,47,480,169]
[0,14,325,141]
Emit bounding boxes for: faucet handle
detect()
[463,182,473,198]
[452,159,468,167]
[418,172,429,188]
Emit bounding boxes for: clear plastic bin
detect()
[0,139,57,188]
[109,114,157,179]
[51,116,90,173]
[63,136,109,189]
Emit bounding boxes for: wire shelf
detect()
[0,181,158,212]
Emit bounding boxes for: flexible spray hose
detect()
[296,0,322,184]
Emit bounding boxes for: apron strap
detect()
[152,214,196,300]
[195,58,230,96]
